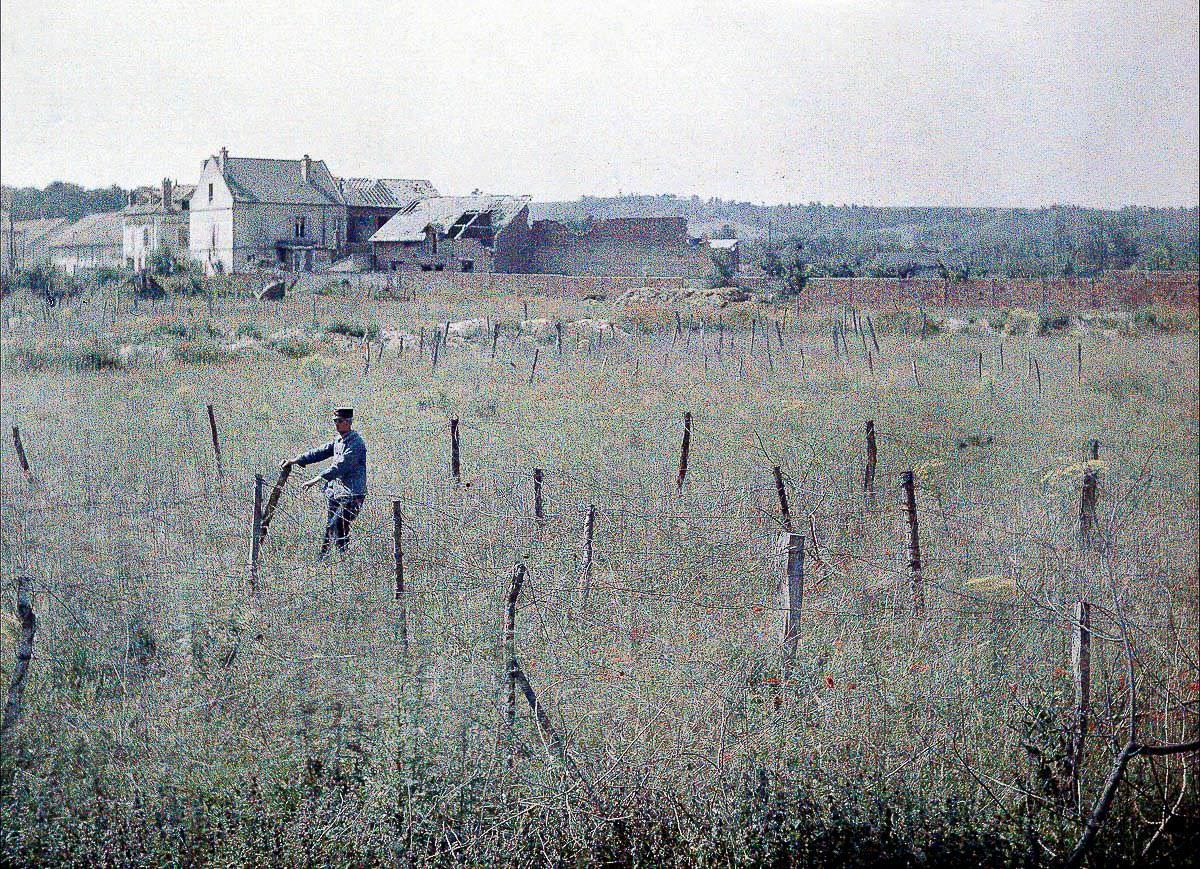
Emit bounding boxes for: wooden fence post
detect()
[533,468,545,524]
[528,348,539,385]
[902,471,924,616]
[581,505,596,604]
[1033,356,1043,399]
[11,426,34,485]
[781,532,804,675]
[772,466,793,532]
[677,412,692,493]
[866,314,880,352]
[393,501,409,658]
[1079,439,1100,548]
[863,420,878,508]
[555,322,564,356]
[1,575,36,736]
[206,404,224,482]
[449,418,461,485]
[911,358,921,390]
[1068,599,1092,808]
[503,562,527,759]
[249,474,263,597]
[491,323,500,359]
[258,463,293,546]
[1077,342,1083,386]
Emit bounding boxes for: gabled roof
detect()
[48,212,124,248]
[0,215,71,245]
[337,177,438,208]
[370,195,530,243]
[216,156,344,206]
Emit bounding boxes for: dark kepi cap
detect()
[334,407,354,421]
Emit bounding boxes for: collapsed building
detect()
[369,195,532,273]
[122,179,195,271]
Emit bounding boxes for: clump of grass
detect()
[141,317,222,341]
[268,331,316,359]
[872,307,943,336]
[324,319,380,340]
[993,307,1039,335]
[1132,304,1197,334]
[171,340,232,365]
[235,322,264,341]
[315,280,351,297]
[5,340,126,371]
[1037,313,1074,336]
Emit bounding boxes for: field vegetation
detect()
[1,275,1197,866]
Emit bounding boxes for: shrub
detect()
[235,322,264,341]
[1132,304,1197,334]
[1037,313,1073,335]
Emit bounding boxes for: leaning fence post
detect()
[1079,439,1100,548]
[781,532,804,675]
[258,463,293,546]
[773,466,793,532]
[206,404,224,482]
[528,348,539,385]
[393,501,409,658]
[863,420,878,508]
[11,426,34,485]
[532,468,545,524]
[676,412,693,493]
[1,575,36,737]
[1068,599,1092,809]
[503,562,527,760]
[581,505,596,604]
[902,471,924,616]
[449,418,461,486]
[249,474,263,597]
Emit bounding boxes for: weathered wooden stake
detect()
[1068,599,1092,808]
[863,420,878,507]
[249,474,263,597]
[11,426,33,485]
[773,466,793,532]
[555,322,564,355]
[911,358,921,389]
[504,562,527,759]
[866,313,880,352]
[902,471,924,615]
[532,468,545,523]
[258,463,293,545]
[449,418,461,485]
[431,331,441,369]
[781,532,805,674]
[491,323,500,359]
[511,661,601,808]
[676,412,692,492]
[528,348,539,385]
[581,505,596,603]
[1079,439,1100,547]
[206,404,224,482]
[1,575,36,736]
[1034,356,1043,399]
[1077,341,1083,385]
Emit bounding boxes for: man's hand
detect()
[279,458,294,472]
[300,477,322,492]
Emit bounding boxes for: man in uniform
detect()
[284,407,368,558]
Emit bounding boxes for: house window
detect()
[143,227,150,247]
[294,216,306,238]
[461,260,474,272]
[208,183,214,204]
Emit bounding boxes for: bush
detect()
[94,266,126,286]
[1037,313,1073,336]
[1132,304,1197,334]
[7,340,126,371]
[235,322,264,341]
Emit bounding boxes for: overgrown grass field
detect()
[1,278,1197,866]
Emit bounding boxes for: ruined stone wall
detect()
[529,216,711,277]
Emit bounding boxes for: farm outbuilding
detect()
[369,195,532,273]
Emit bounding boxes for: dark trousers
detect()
[320,496,364,557]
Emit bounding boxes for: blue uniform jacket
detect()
[296,429,367,498]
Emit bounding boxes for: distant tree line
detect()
[2,182,129,222]
[537,196,1200,278]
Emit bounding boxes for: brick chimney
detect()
[301,154,312,185]
[218,147,228,172]
[161,178,173,211]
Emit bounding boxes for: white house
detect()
[189,149,347,274]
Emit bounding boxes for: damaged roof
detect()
[124,184,196,216]
[218,156,344,206]
[337,177,438,209]
[370,195,530,244]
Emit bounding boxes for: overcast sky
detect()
[1,0,1196,206]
